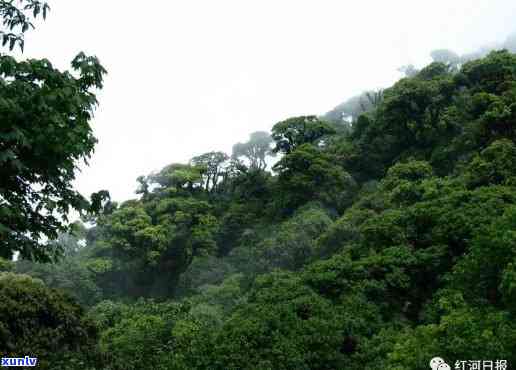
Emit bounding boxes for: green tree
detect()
[464,139,516,187]
[94,299,183,370]
[0,0,50,51]
[388,291,516,369]
[15,228,104,307]
[183,272,383,370]
[147,163,204,193]
[259,203,333,270]
[0,52,107,261]
[271,116,336,154]
[273,143,356,213]
[324,90,384,124]
[232,131,273,170]
[190,151,229,192]
[97,195,220,298]
[430,49,461,70]
[0,273,99,369]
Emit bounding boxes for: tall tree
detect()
[232,131,273,170]
[147,163,203,193]
[191,151,229,192]
[271,116,336,154]
[0,2,107,261]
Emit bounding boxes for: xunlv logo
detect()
[1,356,38,367]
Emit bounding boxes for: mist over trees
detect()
[2,3,516,369]
[326,31,516,126]
[232,131,273,171]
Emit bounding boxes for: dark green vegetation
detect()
[6,50,516,369]
[0,1,108,262]
[2,3,516,369]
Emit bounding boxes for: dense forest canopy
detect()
[1,2,516,370]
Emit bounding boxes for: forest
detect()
[1,1,516,369]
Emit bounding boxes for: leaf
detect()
[33,4,40,18]
[43,3,49,19]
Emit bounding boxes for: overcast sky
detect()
[19,0,516,202]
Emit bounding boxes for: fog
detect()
[18,0,516,202]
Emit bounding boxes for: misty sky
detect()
[19,0,516,202]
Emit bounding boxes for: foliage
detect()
[0,49,107,261]
[10,43,516,369]
[259,203,333,270]
[232,131,273,170]
[271,115,336,154]
[190,151,229,192]
[0,0,50,51]
[0,273,99,369]
[273,143,356,213]
[324,90,384,123]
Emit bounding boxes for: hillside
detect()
[4,49,516,369]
